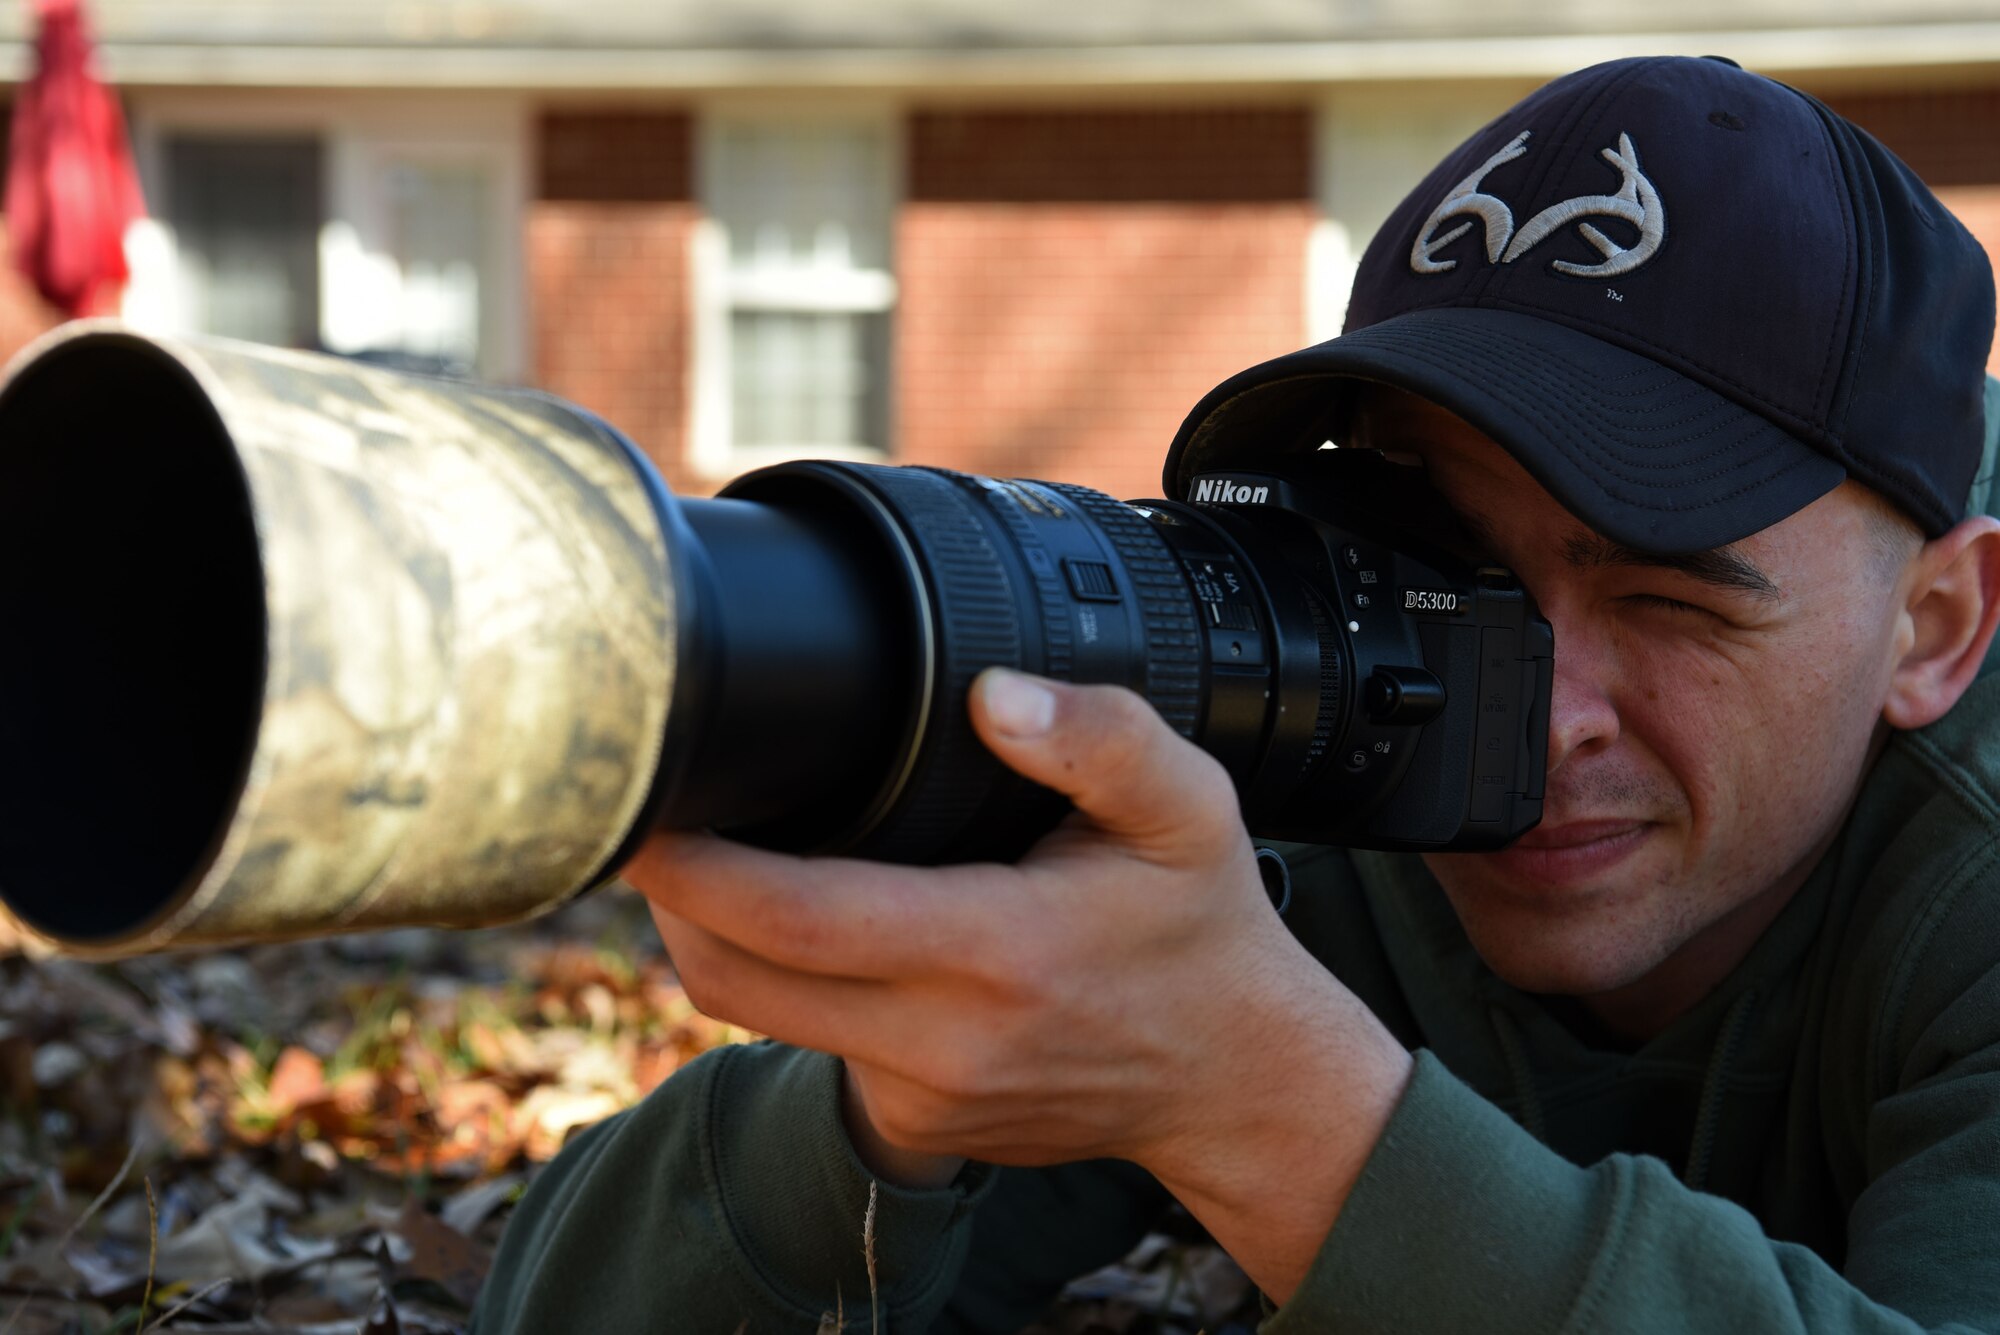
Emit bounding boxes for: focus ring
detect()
[1301,581,1346,777]
[1042,484,1204,739]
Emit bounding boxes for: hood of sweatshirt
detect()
[1344,845,1831,1195]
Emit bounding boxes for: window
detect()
[127,99,527,382]
[328,155,498,374]
[1312,90,1519,340]
[164,136,323,349]
[695,114,897,474]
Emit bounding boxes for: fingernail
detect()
[981,668,1057,738]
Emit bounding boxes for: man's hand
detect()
[626,667,1412,1301]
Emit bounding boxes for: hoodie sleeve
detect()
[470,1040,993,1333]
[1268,853,2000,1335]
[471,1039,1169,1335]
[1265,1050,1994,1335]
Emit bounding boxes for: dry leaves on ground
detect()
[1,890,1260,1334]
[0,889,747,1332]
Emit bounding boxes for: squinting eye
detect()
[1624,593,1709,617]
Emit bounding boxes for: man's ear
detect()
[1883,515,2000,731]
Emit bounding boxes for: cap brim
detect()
[1163,307,1845,555]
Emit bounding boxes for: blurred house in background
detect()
[0,1,1996,497]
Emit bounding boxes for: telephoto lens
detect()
[0,327,1547,954]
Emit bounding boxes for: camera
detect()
[680,450,1553,865]
[0,328,1550,953]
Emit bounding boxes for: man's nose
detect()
[1545,616,1620,776]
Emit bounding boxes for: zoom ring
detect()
[961,478,1076,685]
[852,465,1028,862]
[1041,484,1204,739]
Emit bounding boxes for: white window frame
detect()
[124,90,532,383]
[1310,83,1529,342]
[689,102,902,480]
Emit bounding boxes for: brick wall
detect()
[528,112,701,490]
[529,90,2000,497]
[1825,87,2000,373]
[1821,87,2000,188]
[1933,185,2000,375]
[897,108,1316,498]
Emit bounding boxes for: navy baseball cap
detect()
[1163,56,1997,554]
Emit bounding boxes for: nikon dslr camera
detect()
[674,444,1553,865]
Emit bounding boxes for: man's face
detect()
[1354,390,1916,1021]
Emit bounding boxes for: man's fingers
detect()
[624,830,1009,980]
[969,669,1242,854]
[626,671,1245,986]
[646,903,905,1057]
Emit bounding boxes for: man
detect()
[474,56,2000,1332]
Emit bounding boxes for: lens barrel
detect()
[654,465,1209,864]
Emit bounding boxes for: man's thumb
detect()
[968,667,1237,847]
[975,665,1061,741]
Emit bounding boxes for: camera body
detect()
[1160,450,1551,850]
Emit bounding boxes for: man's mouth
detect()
[1510,818,1648,849]
[1482,818,1653,888]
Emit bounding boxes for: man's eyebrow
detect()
[1449,506,1781,600]
[1405,462,1785,602]
[1560,531,1782,601]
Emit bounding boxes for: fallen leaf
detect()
[359,1284,405,1334]
[267,1047,327,1113]
[30,1042,86,1089]
[391,1197,491,1308]
[152,1177,334,1284]
[438,1173,521,1237]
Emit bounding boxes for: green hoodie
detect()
[471,394,2000,1335]
[472,687,2000,1333]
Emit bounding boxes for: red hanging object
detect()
[5,0,146,319]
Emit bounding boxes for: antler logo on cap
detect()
[1410,131,1666,279]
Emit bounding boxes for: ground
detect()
[0,892,1259,1334]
